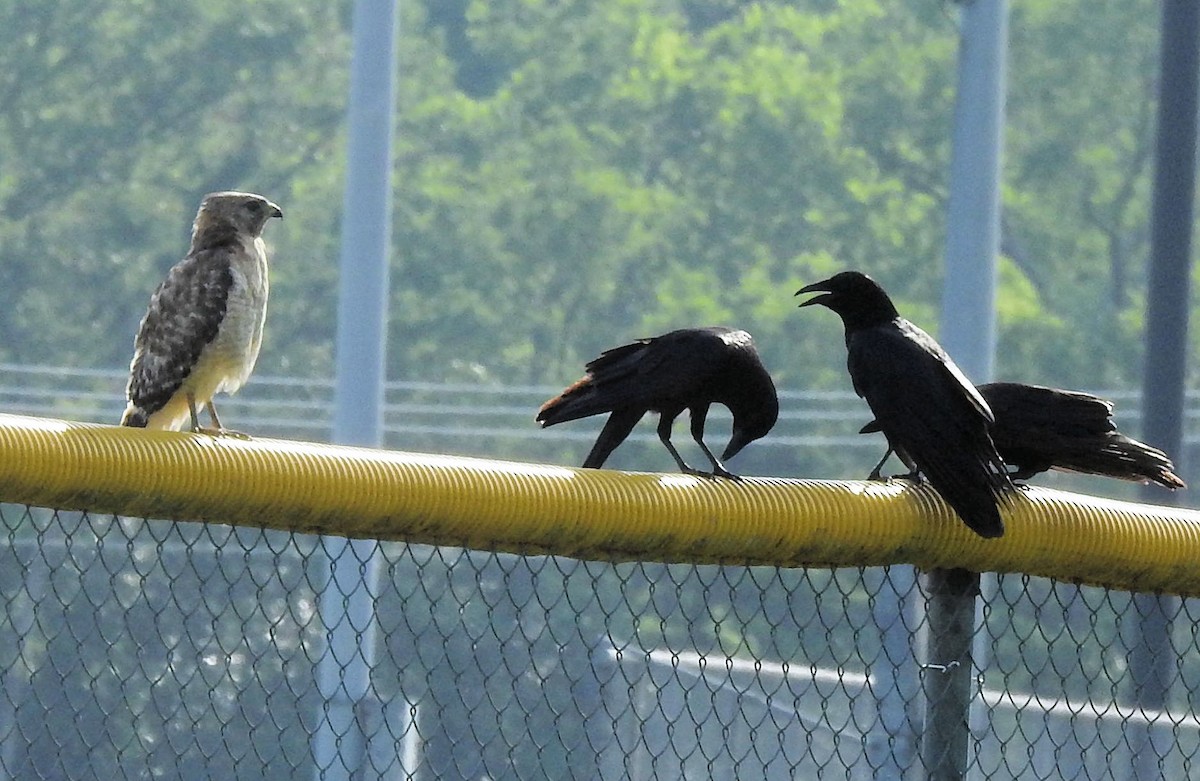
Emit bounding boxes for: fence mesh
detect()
[1,504,1197,780]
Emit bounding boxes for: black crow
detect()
[797,271,1013,538]
[536,327,779,479]
[977,382,1185,488]
[860,383,1187,489]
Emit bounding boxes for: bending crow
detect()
[536,327,779,479]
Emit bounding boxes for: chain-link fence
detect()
[2,503,1197,780]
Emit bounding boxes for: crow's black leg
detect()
[690,405,739,480]
[892,447,922,482]
[657,412,701,475]
[867,447,893,481]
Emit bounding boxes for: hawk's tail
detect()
[120,405,150,428]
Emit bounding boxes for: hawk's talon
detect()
[194,427,252,440]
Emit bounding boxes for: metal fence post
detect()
[1130,2,1200,776]
[929,0,1008,774]
[920,568,981,780]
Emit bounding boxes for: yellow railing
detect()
[0,412,1197,595]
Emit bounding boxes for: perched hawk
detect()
[120,191,283,434]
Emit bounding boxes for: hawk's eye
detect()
[247,201,264,213]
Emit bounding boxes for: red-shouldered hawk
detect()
[120,191,283,435]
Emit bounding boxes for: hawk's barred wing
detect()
[122,249,232,426]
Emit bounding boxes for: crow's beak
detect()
[795,280,833,308]
[721,429,753,461]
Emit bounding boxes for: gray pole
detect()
[1139,1,1198,502]
[1128,2,1200,778]
[938,0,1005,376]
[311,1,398,779]
[331,0,397,446]
[920,569,981,781]
[925,0,1007,778]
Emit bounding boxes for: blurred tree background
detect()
[0,0,1179,470]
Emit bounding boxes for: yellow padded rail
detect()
[0,413,1198,595]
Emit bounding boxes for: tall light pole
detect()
[311,1,399,779]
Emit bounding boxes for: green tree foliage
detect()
[0,0,1171,393]
[1002,0,1160,387]
[402,0,962,388]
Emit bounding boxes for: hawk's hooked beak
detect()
[268,202,284,220]
[795,280,833,308]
